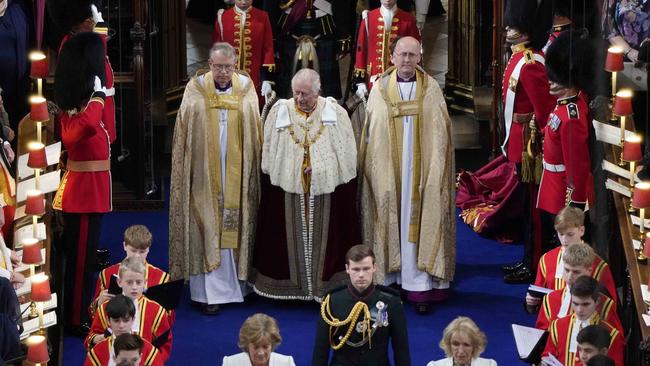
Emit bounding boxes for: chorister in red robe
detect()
[89,262,169,318]
[212,5,275,98]
[85,336,163,366]
[534,246,617,304]
[535,287,621,332]
[86,296,172,362]
[544,314,624,366]
[353,6,419,88]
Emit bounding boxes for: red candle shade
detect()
[25,190,45,216]
[29,96,49,122]
[632,182,650,208]
[26,335,49,363]
[27,142,48,169]
[623,135,643,162]
[613,90,633,116]
[31,273,51,302]
[605,46,624,72]
[29,51,48,79]
[21,238,42,265]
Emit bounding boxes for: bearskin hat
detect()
[552,0,597,34]
[54,32,106,110]
[504,0,553,50]
[545,30,591,90]
[48,0,101,32]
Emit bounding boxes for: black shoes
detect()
[202,304,220,315]
[503,267,533,284]
[501,261,524,274]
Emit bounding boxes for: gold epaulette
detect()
[354,68,366,78]
[523,49,535,64]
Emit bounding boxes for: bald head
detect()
[391,37,421,79]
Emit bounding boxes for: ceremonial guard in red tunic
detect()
[537,31,592,240]
[499,0,555,284]
[85,335,163,366]
[86,296,172,361]
[212,0,275,102]
[49,0,117,144]
[542,0,596,54]
[353,0,419,95]
[51,30,112,329]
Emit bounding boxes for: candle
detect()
[614,90,634,116]
[29,96,49,122]
[29,51,48,79]
[25,190,45,216]
[606,47,624,97]
[31,273,51,302]
[27,142,48,169]
[21,238,42,265]
[26,334,49,363]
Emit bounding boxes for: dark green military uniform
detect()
[311,284,410,366]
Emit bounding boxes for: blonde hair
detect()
[563,242,594,268]
[439,317,487,359]
[238,313,282,352]
[124,225,152,250]
[554,206,585,232]
[118,256,146,278]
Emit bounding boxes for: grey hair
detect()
[209,42,237,60]
[291,68,321,94]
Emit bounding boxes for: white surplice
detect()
[384,79,449,291]
[189,75,247,305]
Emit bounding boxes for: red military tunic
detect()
[213,6,275,96]
[542,23,572,54]
[53,96,112,213]
[85,335,163,366]
[60,32,116,143]
[544,314,624,366]
[537,93,592,215]
[89,262,169,318]
[535,287,621,332]
[534,246,618,303]
[501,42,555,163]
[86,296,172,362]
[353,7,420,87]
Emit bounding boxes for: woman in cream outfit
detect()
[427,317,497,366]
[222,313,296,366]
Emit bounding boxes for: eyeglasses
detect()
[210,64,235,72]
[393,52,419,59]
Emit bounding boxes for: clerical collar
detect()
[510,42,530,53]
[348,284,376,300]
[551,23,571,33]
[558,94,578,105]
[397,74,416,82]
[215,82,232,92]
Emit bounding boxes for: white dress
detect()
[222,352,296,366]
[427,356,497,366]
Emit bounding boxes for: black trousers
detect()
[61,212,103,328]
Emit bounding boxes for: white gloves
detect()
[91,4,105,23]
[355,83,368,99]
[93,76,107,94]
[261,81,273,98]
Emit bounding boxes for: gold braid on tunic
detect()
[320,294,372,350]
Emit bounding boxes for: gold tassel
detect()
[521,150,533,183]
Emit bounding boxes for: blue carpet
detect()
[62,208,536,365]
